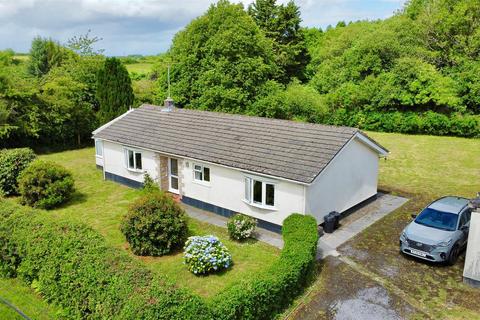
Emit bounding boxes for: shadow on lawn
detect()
[62,191,88,208]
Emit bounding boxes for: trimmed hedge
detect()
[18,160,75,209]
[0,200,209,319]
[0,148,36,195]
[210,214,319,319]
[0,200,319,320]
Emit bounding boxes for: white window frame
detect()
[193,164,210,184]
[95,139,103,158]
[168,157,179,194]
[124,147,143,172]
[243,175,276,210]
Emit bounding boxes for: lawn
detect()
[33,148,279,298]
[0,278,61,319]
[288,132,480,319]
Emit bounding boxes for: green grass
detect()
[125,62,154,74]
[0,278,61,319]
[341,132,480,318]
[35,148,279,298]
[370,132,479,198]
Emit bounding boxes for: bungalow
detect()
[92,103,388,232]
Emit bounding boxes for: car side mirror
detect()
[411,214,417,219]
[461,225,469,231]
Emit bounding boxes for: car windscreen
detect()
[415,208,458,231]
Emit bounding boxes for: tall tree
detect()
[165,0,276,112]
[248,0,309,83]
[27,37,70,77]
[96,57,134,124]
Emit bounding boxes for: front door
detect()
[168,158,179,194]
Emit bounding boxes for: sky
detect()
[0,0,406,56]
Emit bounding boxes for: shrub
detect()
[184,235,232,275]
[227,214,257,240]
[0,148,36,195]
[142,172,159,193]
[18,160,75,209]
[0,200,209,319]
[121,192,188,256]
[211,214,319,319]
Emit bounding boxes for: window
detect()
[193,164,210,183]
[244,177,275,208]
[95,140,103,157]
[169,158,179,192]
[459,209,471,229]
[124,148,142,171]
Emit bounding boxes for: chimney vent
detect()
[162,97,174,112]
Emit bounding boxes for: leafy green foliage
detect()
[184,235,233,274]
[0,148,36,196]
[28,37,72,77]
[0,200,210,319]
[96,57,134,124]
[249,80,328,122]
[142,172,160,193]
[121,192,188,256]
[163,0,276,112]
[227,214,257,240]
[18,160,75,209]
[66,29,105,56]
[211,214,319,319]
[248,0,310,83]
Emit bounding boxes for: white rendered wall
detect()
[305,137,379,223]
[180,160,305,226]
[102,141,159,183]
[463,210,480,287]
[95,155,104,167]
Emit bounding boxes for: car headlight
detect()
[400,232,408,242]
[437,239,452,247]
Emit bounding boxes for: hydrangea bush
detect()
[184,235,232,275]
[227,214,257,240]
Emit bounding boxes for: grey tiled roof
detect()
[93,104,384,183]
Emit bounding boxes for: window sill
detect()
[242,199,277,211]
[126,168,144,174]
[192,180,211,187]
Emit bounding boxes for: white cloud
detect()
[0,0,406,55]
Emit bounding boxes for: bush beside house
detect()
[0,148,36,196]
[121,192,188,256]
[18,160,74,209]
[184,235,232,275]
[227,214,257,240]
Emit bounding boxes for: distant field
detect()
[13,55,29,62]
[125,62,154,74]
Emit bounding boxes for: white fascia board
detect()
[92,108,134,137]
[354,132,389,157]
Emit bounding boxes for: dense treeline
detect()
[1,0,479,150]
[157,0,479,136]
[0,36,132,149]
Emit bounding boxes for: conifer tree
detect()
[96,57,134,124]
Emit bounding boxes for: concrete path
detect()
[181,192,408,259]
[317,193,408,259]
